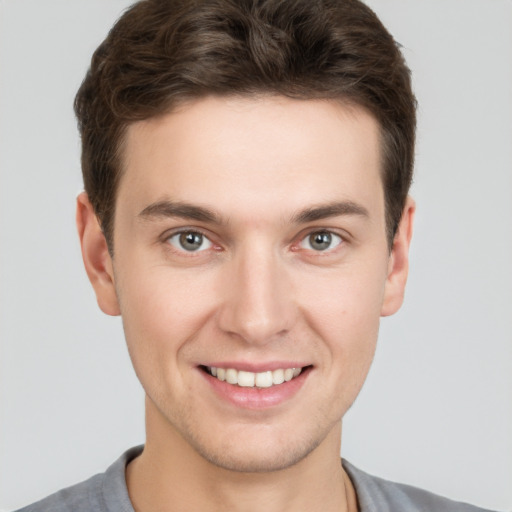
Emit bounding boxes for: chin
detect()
[180,419,329,474]
[147,387,345,474]
[194,438,321,474]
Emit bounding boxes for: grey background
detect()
[1,1,511,510]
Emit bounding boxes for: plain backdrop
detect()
[1,1,511,510]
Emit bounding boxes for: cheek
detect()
[115,265,218,375]
[299,263,386,331]
[296,264,386,371]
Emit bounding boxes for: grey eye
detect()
[168,231,212,252]
[300,231,342,252]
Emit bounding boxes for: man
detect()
[15,0,497,511]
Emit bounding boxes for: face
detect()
[78,96,413,473]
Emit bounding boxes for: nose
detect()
[217,243,296,345]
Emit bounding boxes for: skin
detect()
[77,96,414,512]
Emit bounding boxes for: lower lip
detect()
[200,367,312,410]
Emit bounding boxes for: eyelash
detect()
[164,228,217,255]
[163,228,346,257]
[296,231,343,253]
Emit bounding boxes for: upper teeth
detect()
[208,367,302,388]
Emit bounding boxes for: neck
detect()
[126,397,358,512]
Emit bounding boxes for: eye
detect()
[299,231,343,252]
[167,231,212,252]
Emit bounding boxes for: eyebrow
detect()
[291,201,369,223]
[138,199,369,225]
[139,200,224,224]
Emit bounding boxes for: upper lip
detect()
[201,361,311,372]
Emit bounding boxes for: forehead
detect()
[117,95,384,224]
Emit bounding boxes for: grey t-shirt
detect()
[15,446,497,512]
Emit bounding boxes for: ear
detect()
[381,196,415,317]
[76,192,120,316]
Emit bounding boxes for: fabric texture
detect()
[15,446,497,512]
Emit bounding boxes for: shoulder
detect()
[13,473,104,512]
[13,446,142,512]
[342,460,497,512]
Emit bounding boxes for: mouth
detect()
[200,365,311,389]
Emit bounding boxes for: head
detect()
[75,0,416,253]
[75,0,416,474]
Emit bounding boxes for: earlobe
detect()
[76,192,121,316]
[381,196,415,317]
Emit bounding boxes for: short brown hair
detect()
[74,0,416,251]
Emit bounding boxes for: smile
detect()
[206,366,304,388]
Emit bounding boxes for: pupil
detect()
[311,232,331,250]
[180,232,202,251]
